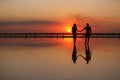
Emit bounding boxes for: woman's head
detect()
[73,23,76,26]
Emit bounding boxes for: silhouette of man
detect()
[80,23,92,44]
[72,23,79,45]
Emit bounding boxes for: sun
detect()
[67,29,71,33]
[64,25,72,33]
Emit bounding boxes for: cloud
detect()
[0,20,60,26]
[71,14,120,33]
[71,15,95,27]
[0,40,60,47]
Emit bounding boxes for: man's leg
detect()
[85,36,87,44]
[87,37,89,44]
[87,35,91,44]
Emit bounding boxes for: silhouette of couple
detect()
[72,42,92,64]
[72,23,92,45]
[72,23,92,64]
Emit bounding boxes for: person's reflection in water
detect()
[72,43,80,64]
[72,44,77,63]
[80,43,92,64]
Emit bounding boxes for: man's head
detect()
[86,23,89,26]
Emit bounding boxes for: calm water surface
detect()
[0,38,120,80]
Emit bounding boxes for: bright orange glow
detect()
[67,29,71,33]
[63,38,73,46]
[63,25,72,33]
[64,38,72,42]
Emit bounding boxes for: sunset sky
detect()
[0,0,120,33]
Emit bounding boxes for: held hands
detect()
[77,30,82,32]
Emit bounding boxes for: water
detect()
[0,38,120,80]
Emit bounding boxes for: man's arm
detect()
[79,27,85,32]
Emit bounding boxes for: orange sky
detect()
[0,0,120,33]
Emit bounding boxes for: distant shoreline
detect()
[0,33,120,38]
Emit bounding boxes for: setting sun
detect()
[64,25,72,33]
[68,29,71,33]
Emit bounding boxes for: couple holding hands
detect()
[72,23,92,45]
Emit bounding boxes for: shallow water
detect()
[0,38,120,80]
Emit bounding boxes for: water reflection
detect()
[0,38,120,80]
[80,43,92,64]
[72,41,92,64]
[72,44,79,63]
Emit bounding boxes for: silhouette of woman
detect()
[80,23,92,44]
[72,23,79,45]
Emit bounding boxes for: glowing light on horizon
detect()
[67,29,71,33]
[63,24,72,33]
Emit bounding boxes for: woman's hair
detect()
[74,23,76,26]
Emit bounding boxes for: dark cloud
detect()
[0,20,60,26]
[0,41,60,47]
